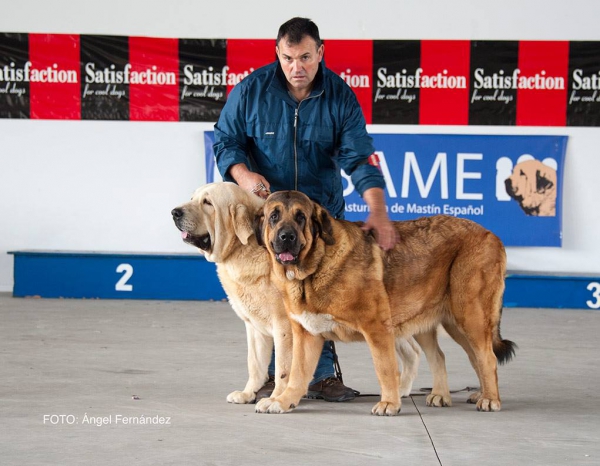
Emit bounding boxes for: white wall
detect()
[1,0,600,291]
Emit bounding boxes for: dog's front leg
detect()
[227,323,272,404]
[256,321,323,414]
[395,336,421,397]
[271,318,293,398]
[365,327,402,416]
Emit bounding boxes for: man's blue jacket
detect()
[214,60,385,218]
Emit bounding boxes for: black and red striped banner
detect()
[1,33,599,126]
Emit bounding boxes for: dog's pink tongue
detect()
[278,252,295,262]
[181,231,189,239]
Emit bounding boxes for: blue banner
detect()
[205,132,567,247]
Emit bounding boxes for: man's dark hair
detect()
[276,17,322,48]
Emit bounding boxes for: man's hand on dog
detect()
[229,163,271,199]
[362,213,398,251]
[361,187,398,251]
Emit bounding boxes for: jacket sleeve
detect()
[213,83,250,182]
[335,91,386,196]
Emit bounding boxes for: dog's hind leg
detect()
[415,328,452,407]
[227,323,272,404]
[442,322,483,403]
[395,336,420,397]
[466,324,501,412]
[443,319,501,411]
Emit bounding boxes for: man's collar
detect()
[270,61,325,100]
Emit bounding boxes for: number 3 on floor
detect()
[115,263,134,292]
[587,282,600,309]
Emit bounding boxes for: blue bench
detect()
[9,250,226,301]
[503,271,600,310]
[8,250,600,309]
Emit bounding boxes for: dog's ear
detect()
[536,169,554,193]
[253,211,266,247]
[230,204,254,245]
[311,203,335,246]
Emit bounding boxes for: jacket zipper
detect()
[293,90,324,191]
[294,107,299,190]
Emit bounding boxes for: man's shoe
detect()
[306,377,357,402]
[254,375,275,402]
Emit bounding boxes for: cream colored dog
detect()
[172,182,429,404]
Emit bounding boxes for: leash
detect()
[353,386,480,397]
[330,341,478,398]
[331,341,345,384]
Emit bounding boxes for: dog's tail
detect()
[493,309,517,365]
[494,338,517,365]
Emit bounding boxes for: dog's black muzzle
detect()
[273,226,301,264]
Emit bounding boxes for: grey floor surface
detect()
[0,292,598,465]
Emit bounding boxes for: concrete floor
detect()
[0,292,598,465]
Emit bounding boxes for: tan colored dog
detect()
[505,159,557,216]
[256,190,516,416]
[171,182,424,404]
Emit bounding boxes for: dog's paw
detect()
[226,390,256,404]
[426,393,452,407]
[476,397,501,412]
[371,401,401,416]
[255,397,296,414]
[255,397,275,413]
[467,391,482,404]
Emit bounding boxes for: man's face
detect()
[276,35,324,98]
